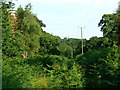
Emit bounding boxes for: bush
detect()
[2,57,43,88]
[46,61,85,88]
[3,55,82,88]
[75,47,120,88]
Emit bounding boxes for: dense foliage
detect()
[2,1,120,89]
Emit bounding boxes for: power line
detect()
[82,0,95,25]
[85,0,115,27]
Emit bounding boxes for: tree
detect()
[38,32,61,55]
[15,4,47,57]
[59,43,73,58]
[2,1,23,59]
[115,8,120,44]
[98,7,120,62]
[98,10,120,45]
[15,5,24,31]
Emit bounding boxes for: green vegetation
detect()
[2,1,120,89]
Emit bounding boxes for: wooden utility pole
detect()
[78,26,84,54]
[81,27,83,54]
[118,1,120,8]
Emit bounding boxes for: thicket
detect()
[2,1,120,89]
[3,55,85,88]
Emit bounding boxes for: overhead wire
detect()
[82,0,95,26]
[77,0,117,39]
[85,0,115,27]
[77,0,95,39]
[80,0,117,39]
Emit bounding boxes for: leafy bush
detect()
[2,57,43,88]
[46,62,85,88]
[3,55,85,88]
[75,46,120,88]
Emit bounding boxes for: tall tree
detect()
[98,7,120,46]
[16,4,46,57]
[2,1,23,59]
[115,8,120,44]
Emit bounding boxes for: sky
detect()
[12,0,119,39]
